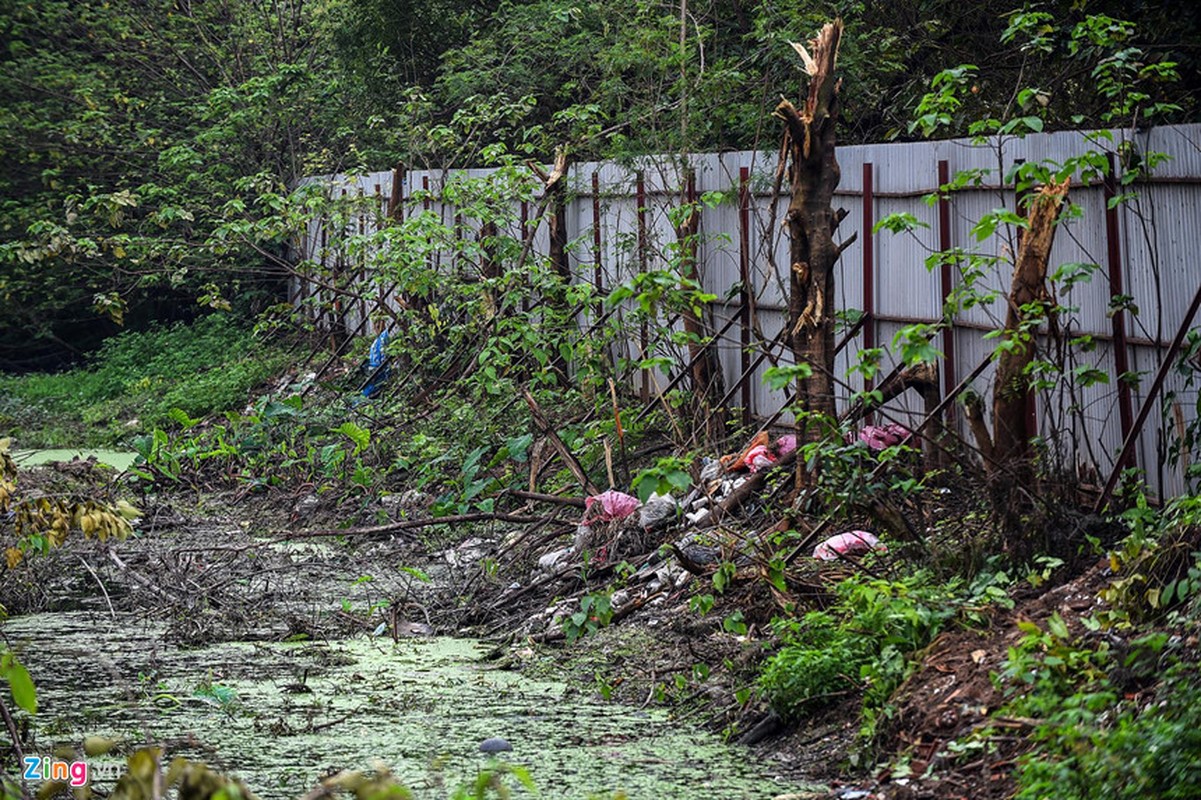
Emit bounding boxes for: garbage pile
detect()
[515,426,905,638]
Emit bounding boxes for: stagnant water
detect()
[4,611,819,799]
[12,449,139,472]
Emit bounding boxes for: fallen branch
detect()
[523,387,600,495]
[507,489,586,509]
[692,450,800,528]
[275,511,556,542]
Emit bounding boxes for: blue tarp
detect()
[361,330,391,397]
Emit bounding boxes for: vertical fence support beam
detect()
[331,187,348,351]
[637,171,650,403]
[1105,153,1137,469]
[388,165,406,223]
[738,166,753,424]
[862,162,876,425]
[937,160,957,424]
[592,171,603,292]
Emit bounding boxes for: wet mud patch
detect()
[5,610,823,799]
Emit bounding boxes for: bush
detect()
[1015,662,1201,800]
[0,315,288,446]
[760,575,959,721]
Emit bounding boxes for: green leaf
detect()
[2,656,37,715]
[335,421,370,455]
[1047,612,1069,640]
[763,363,813,391]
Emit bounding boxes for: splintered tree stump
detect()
[774,19,847,487]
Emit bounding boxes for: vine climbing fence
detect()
[290,123,1201,500]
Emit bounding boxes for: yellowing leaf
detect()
[4,547,21,569]
[116,500,143,520]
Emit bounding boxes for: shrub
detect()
[760,575,959,721]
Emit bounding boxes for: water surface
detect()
[4,611,816,799]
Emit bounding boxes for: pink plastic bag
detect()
[744,444,776,473]
[856,424,911,451]
[812,530,885,561]
[774,435,798,457]
[582,490,641,524]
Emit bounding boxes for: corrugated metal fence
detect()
[293,124,1201,499]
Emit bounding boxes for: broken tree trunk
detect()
[529,148,571,282]
[974,178,1070,475]
[774,19,848,486]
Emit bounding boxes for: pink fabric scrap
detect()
[744,444,776,473]
[774,435,798,457]
[582,489,641,524]
[812,530,886,561]
[857,424,911,451]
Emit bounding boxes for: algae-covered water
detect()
[12,449,139,472]
[4,612,815,799]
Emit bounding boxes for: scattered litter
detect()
[360,328,392,398]
[855,423,911,451]
[722,431,770,471]
[537,547,573,572]
[813,530,886,561]
[479,737,512,754]
[743,442,776,472]
[582,489,641,524]
[639,492,678,531]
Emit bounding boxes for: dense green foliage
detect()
[760,574,964,722]
[3,0,1197,365]
[0,315,288,447]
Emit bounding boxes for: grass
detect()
[0,314,290,448]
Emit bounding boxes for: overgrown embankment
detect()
[0,315,289,449]
[4,318,1201,800]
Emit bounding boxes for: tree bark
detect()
[674,171,725,435]
[986,178,1070,471]
[774,19,846,485]
[530,148,571,282]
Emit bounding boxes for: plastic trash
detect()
[699,456,724,483]
[640,492,678,531]
[813,530,886,561]
[743,443,776,473]
[361,329,392,397]
[721,431,770,472]
[775,434,798,457]
[855,423,911,451]
[582,489,641,524]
